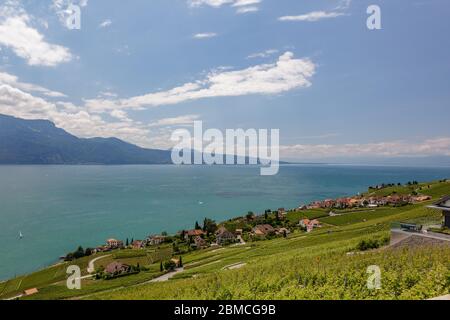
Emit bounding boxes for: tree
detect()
[126,238,129,247]
[179,256,183,267]
[203,218,218,234]
[164,260,176,271]
[195,221,201,230]
[162,231,168,236]
[246,212,254,220]
[160,261,163,272]
[85,248,93,256]
[73,246,85,259]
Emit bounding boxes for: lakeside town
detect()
[4,178,450,300]
[60,180,436,280]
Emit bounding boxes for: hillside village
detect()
[3,179,449,300]
[61,181,437,279]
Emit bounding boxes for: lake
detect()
[1,164,450,280]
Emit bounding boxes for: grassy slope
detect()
[91,180,450,300]
[3,180,449,300]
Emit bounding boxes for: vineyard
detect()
[90,180,450,300]
[93,239,450,300]
[3,179,450,300]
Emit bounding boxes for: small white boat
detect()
[19,231,23,239]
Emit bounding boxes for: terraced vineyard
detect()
[2,180,449,300]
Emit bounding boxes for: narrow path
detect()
[87,255,111,274]
[222,262,246,270]
[148,268,184,283]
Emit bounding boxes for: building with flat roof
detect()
[427,196,450,228]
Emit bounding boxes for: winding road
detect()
[148,268,184,283]
[87,255,111,274]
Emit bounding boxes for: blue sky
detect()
[0,0,450,161]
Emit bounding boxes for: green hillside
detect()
[3,179,449,300]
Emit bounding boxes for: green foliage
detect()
[203,218,218,234]
[4,178,450,301]
[164,260,177,271]
[64,245,91,261]
[113,250,146,259]
[93,244,450,300]
[356,236,389,251]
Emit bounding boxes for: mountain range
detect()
[0,114,172,164]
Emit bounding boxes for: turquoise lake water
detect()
[1,164,450,280]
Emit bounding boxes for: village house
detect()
[185,229,205,240]
[277,208,287,219]
[299,219,321,232]
[276,227,290,236]
[235,229,243,236]
[23,288,39,296]
[428,196,450,228]
[305,191,432,212]
[105,262,131,275]
[310,219,320,227]
[252,224,275,237]
[131,240,143,249]
[193,236,208,249]
[106,238,124,249]
[93,245,111,253]
[298,219,311,228]
[215,226,236,245]
[171,258,182,268]
[411,195,432,203]
[147,235,166,246]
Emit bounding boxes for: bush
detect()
[356,236,389,251]
[164,260,177,271]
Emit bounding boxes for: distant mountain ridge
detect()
[0,114,172,164]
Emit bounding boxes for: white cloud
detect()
[149,115,200,127]
[85,52,315,112]
[0,84,153,147]
[279,11,345,22]
[247,49,278,59]
[193,32,217,39]
[98,91,118,98]
[188,0,261,14]
[0,71,66,98]
[189,0,233,7]
[232,0,261,6]
[280,138,450,159]
[0,5,72,66]
[279,0,351,22]
[236,6,259,14]
[110,109,131,122]
[99,19,112,28]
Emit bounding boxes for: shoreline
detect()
[3,177,446,283]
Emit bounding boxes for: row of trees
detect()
[64,246,94,261]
